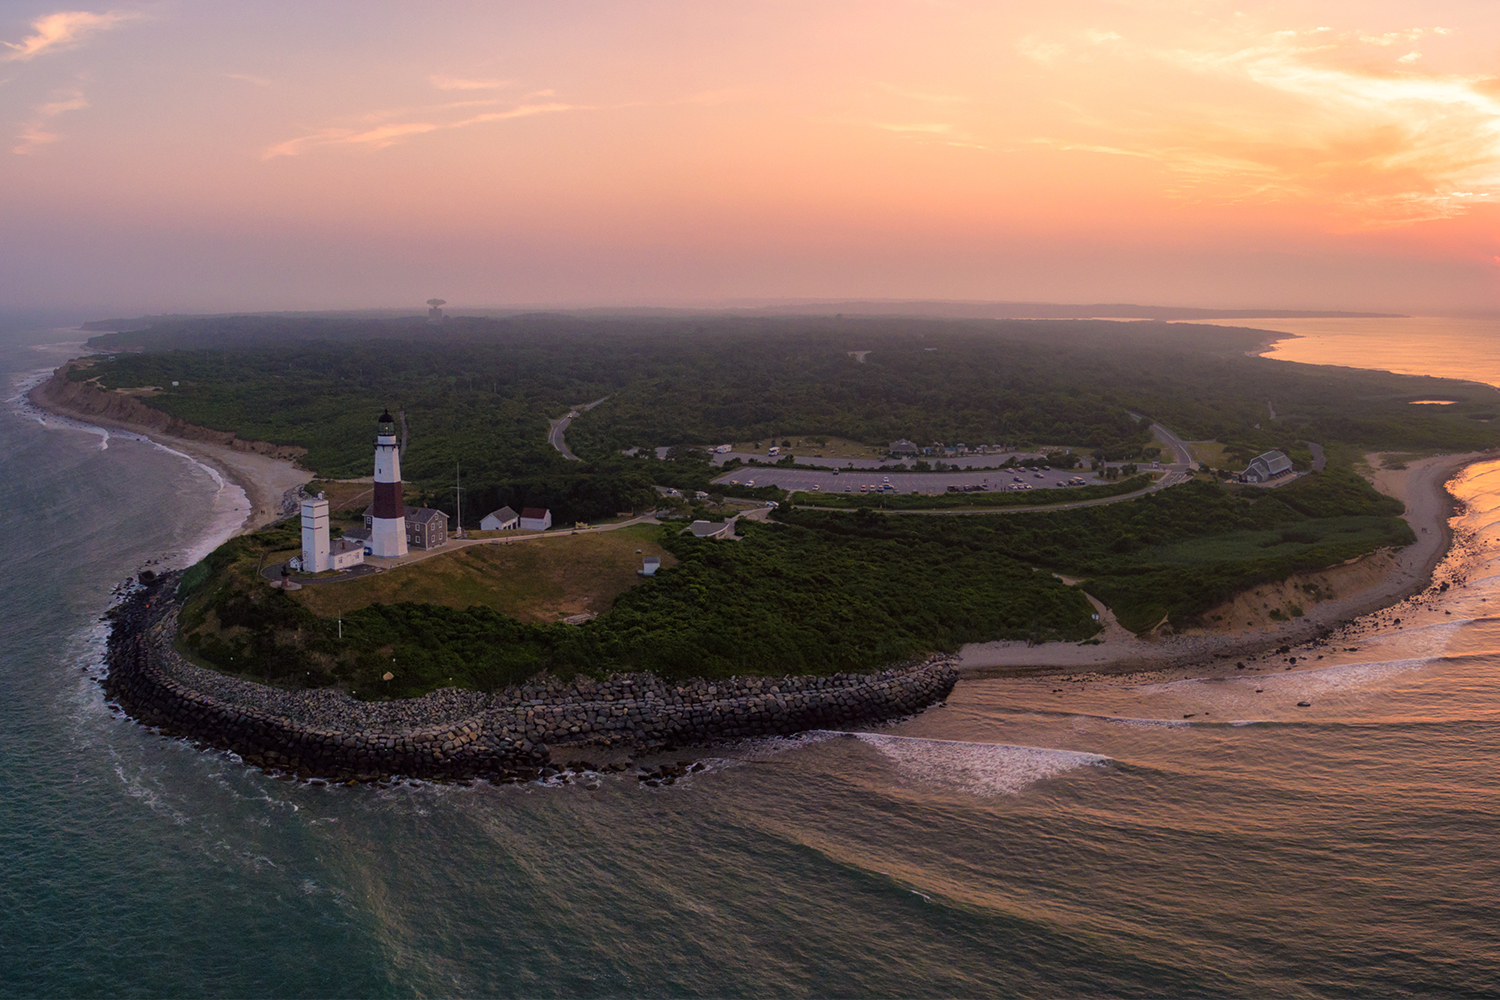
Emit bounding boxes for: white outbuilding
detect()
[481,506,520,531]
[328,536,365,571]
[300,497,331,573]
[520,507,553,531]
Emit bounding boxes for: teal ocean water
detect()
[3,315,1499,998]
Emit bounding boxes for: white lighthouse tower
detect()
[300,496,331,573]
[369,409,408,558]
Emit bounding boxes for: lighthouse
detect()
[369,409,408,558]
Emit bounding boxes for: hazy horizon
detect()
[4,2,1499,315]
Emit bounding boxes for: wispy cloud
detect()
[1017,23,1500,226]
[224,72,272,87]
[263,101,584,159]
[13,87,87,153]
[2,9,134,62]
[429,74,512,91]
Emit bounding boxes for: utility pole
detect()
[451,461,464,539]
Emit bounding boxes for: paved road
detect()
[547,396,609,461]
[1308,441,1326,471]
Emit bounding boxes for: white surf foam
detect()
[9,366,252,569]
[847,732,1109,796]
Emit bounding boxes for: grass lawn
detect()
[1143,516,1407,565]
[1188,441,1231,469]
[291,524,674,622]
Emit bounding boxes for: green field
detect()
[294,525,672,623]
[1143,516,1402,565]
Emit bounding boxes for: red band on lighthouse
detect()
[372,481,403,519]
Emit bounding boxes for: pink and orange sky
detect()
[3,1,1499,314]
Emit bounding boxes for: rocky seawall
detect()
[104,576,957,783]
[30,362,306,462]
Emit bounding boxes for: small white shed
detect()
[520,507,553,531]
[481,506,520,531]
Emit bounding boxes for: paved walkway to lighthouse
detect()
[265,513,672,587]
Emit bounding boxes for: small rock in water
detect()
[1296,701,1311,707]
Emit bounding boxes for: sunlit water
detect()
[2,316,1499,997]
[1193,314,1500,390]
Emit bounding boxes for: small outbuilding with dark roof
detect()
[481,506,520,531]
[519,507,552,531]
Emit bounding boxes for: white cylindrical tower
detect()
[369,409,408,557]
[300,496,331,573]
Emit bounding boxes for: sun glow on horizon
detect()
[1,1,1498,313]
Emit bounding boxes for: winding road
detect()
[547,396,609,461]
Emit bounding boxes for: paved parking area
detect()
[644,446,1051,471]
[711,466,1107,494]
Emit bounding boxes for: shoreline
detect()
[955,449,1490,682]
[28,360,309,535]
[31,345,1491,691]
[103,573,957,782]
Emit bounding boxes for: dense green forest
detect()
[79,313,1500,526]
[177,465,1408,695]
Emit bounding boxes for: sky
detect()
[3,1,1500,314]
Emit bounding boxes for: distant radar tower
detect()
[426,298,446,324]
[370,410,408,558]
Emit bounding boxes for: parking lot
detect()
[710,466,1108,495]
[645,446,1055,471]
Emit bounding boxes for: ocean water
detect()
[1195,314,1500,390]
[3,315,1500,998]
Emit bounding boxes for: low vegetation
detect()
[170,461,1409,697]
[775,469,1412,633]
[292,524,672,622]
[84,311,1484,696]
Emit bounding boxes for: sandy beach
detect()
[956,450,1492,680]
[28,363,309,534]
